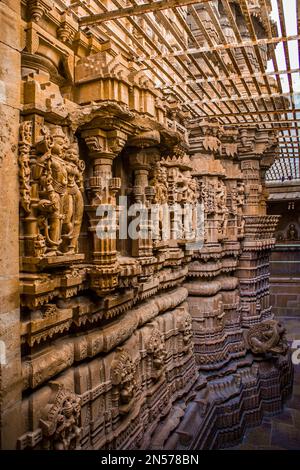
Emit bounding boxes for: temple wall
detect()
[0,0,294,450]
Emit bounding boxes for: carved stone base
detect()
[148,353,293,450]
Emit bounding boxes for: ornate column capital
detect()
[82,129,114,159]
[27,0,53,23]
[188,119,224,156]
[127,129,160,149]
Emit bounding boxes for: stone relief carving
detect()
[244,320,288,356]
[275,223,299,242]
[178,312,193,353]
[111,348,137,415]
[236,182,245,237]
[146,327,167,380]
[216,180,228,238]
[19,122,85,261]
[202,121,223,154]
[150,162,168,205]
[163,147,199,206]
[19,121,33,214]
[287,223,299,241]
[201,181,215,216]
[40,384,82,450]
[10,0,293,453]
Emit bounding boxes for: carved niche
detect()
[149,162,168,205]
[161,146,199,247]
[145,327,167,381]
[163,146,199,206]
[229,181,245,239]
[18,122,85,266]
[200,177,228,242]
[178,311,194,354]
[111,348,137,415]
[40,384,82,450]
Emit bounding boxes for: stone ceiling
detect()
[61,0,300,182]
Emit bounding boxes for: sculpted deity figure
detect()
[149,162,168,244]
[62,143,85,254]
[51,396,81,450]
[178,170,198,205]
[19,121,32,214]
[287,223,298,241]
[111,349,137,414]
[230,188,237,215]
[40,386,82,450]
[236,182,245,237]
[33,126,85,256]
[216,180,228,237]
[187,175,199,205]
[201,181,214,215]
[178,313,193,353]
[150,162,168,205]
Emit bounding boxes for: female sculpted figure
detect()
[46,126,69,254]
[34,126,84,256]
[216,180,228,237]
[236,182,245,237]
[62,143,85,254]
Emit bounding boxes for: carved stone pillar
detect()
[82,128,126,295]
[218,129,243,242]
[237,128,280,326]
[27,0,53,23]
[238,128,268,217]
[127,130,160,261]
[189,121,226,245]
[18,121,85,271]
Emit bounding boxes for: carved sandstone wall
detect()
[0,0,293,450]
